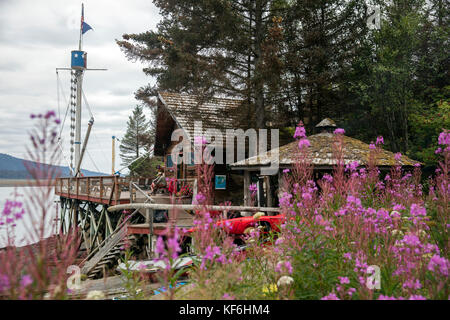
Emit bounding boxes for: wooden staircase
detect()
[81,226,128,279]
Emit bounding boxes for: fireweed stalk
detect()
[0,111,80,300]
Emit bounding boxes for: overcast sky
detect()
[0,0,160,174]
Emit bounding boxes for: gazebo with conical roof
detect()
[230,119,419,207]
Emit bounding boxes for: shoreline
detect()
[0,179,55,187]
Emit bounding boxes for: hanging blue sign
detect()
[215,175,226,190]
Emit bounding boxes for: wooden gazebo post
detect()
[243,170,250,206]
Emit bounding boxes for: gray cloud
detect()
[0,0,160,173]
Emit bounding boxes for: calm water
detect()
[0,186,58,248]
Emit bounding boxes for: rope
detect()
[80,89,111,169]
[57,141,74,176]
[81,88,94,119]
[56,71,71,138]
[56,71,60,121]
[86,148,102,173]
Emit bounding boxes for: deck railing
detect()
[55,175,197,204]
[55,176,150,204]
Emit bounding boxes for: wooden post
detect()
[265,176,272,208]
[258,179,265,207]
[114,176,119,203]
[87,177,90,200]
[100,177,103,200]
[243,170,250,206]
[146,208,154,258]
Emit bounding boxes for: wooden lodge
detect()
[154,91,255,205]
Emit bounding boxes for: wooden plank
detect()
[90,207,105,249]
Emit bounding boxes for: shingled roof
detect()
[157,91,249,141]
[231,124,419,169]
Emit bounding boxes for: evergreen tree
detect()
[119,105,152,167]
[280,0,368,130]
[346,0,427,152]
[117,0,289,129]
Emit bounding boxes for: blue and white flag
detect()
[81,5,93,34]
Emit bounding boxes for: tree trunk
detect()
[254,0,265,129]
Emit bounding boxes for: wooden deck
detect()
[54,176,156,205]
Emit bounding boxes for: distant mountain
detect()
[0,153,107,179]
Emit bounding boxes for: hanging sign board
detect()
[215,175,226,190]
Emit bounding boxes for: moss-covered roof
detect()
[231,132,419,168]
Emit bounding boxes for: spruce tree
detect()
[119,105,151,167]
[280,0,368,130]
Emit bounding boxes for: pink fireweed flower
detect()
[166,229,181,260]
[402,234,421,247]
[409,295,426,300]
[249,183,257,193]
[20,274,33,288]
[298,138,310,149]
[378,295,404,300]
[438,130,450,146]
[302,192,312,201]
[322,174,333,183]
[222,293,235,300]
[283,168,290,173]
[321,292,340,300]
[345,161,359,172]
[294,126,306,139]
[435,147,442,154]
[394,152,402,161]
[427,254,449,277]
[346,195,361,207]
[44,110,56,119]
[334,128,345,135]
[369,143,376,150]
[393,204,405,211]
[155,236,165,256]
[194,193,206,205]
[347,288,356,297]
[376,136,384,145]
[410,204,426,217]
[203,245,221,261]
[402,279,422,290]
[279,192,292,207]
[338,276,350,285]
[275,261,293,275]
